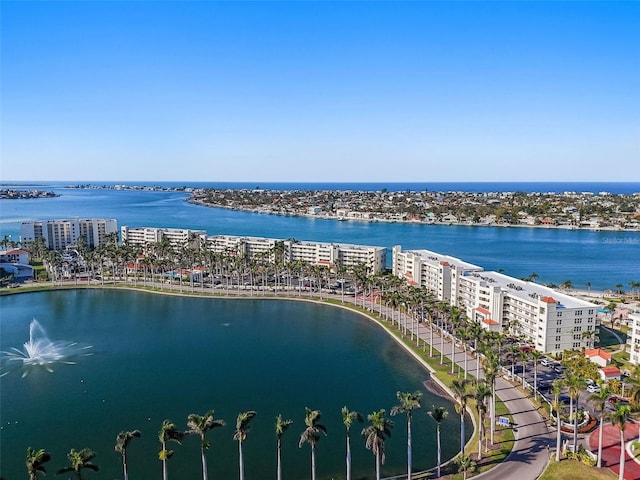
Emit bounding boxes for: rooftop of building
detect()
[395,246,483,272]
[463,270,598,309]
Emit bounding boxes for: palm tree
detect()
[530,350,542,400]
[390,391,422,480]
[187,411,226,480]
[341,406,363,480]
[588,385,611,468]
[115,430,141,480]
[56,448,99,480]
[298,408,327,480]
[451,378,472,455]
[233,411,257,480]
[275,414,293,480]
[158,420,185,480]
[362,409,394,480]
[482,351,500,445]
[474,381,492,459]
[455,454,476,480]
[551,380,564,461]
[566,372,587,452]
[26,447,51,480]
[607,403,632,480]
[427,406,448,478]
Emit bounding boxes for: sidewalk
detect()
[358,297,555,480]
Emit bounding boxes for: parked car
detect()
[608,395,630,405]
[587,384,600,393]
[540,357,554,367]
[553,365,566,374]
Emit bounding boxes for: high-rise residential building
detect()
[393,246,598,355]
[21,219,117,250]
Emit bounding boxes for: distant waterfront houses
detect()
[21,218,117,250]
[190,188,640,231]
[392,246,599,355]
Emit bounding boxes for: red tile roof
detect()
[541,296,557,304]
[482,318,499,325]
[601,366,621,375]
[476,307,491,316]
[585,348,612,360]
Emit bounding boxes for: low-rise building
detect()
[121,226,206,250]
[585,348,612,367]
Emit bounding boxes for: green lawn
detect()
[539,459,617,480]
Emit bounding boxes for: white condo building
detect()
[121,226,206,250]
[200,235,387,273]
[393,246,599,355]
[122,227,387,274]
[21,219,118,250]
[392,246,483,302]
[627,312,640,365]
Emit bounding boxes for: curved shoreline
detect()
[2,282,481,477]
[187,197,640,233]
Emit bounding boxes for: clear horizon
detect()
[1,1,639,182]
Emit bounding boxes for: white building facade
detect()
[21,219,117,250]
[628,312,640,365]
[393,247,598,355]
[121,226,206,250]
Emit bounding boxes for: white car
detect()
[587,384,600,393]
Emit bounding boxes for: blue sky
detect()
[1,1,638,182]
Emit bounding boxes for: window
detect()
[557,312,563,317]
[556,328,562,333]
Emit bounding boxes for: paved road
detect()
[362,297,555,480]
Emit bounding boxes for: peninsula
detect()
[190,188,640,231]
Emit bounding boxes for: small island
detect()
[0,189,59,200]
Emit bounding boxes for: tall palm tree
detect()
[361,409,394,480]
[341,406,363,480]
[566,372,587,452]
[275,414,293,480]
[298,408,327,480]
[390,391,422,480]
[474,381,492,459]
[530,350,543,400]
[482,351,500,445]
[233,411,257,480]
[115,430,141,480]
[451,378,472,455]
[551,380,564,461]
[607,403,632,480]
[427,406,448,478]
[187,411,226,480]
[26,447,51,480]
[56,448,99,480]
[158,420,185,480]
[588,385,611,468]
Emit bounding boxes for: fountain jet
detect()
[1,319,92,377]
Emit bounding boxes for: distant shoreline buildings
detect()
[190,188,640,231]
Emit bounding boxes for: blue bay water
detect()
[1,183,638,290]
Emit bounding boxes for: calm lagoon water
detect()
[0,290,464,480]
